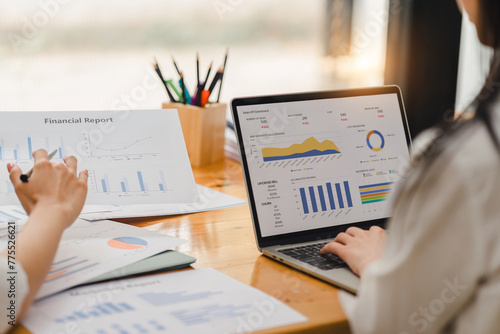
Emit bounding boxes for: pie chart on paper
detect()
[107,237,148,250]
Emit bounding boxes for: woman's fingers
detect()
[32,149,49,162]
[8,163,23,188]
[64,156,78,175]
[334,232,353,245]
[321,241,344,255]
[346,227,364,237]
[78,170,89,184]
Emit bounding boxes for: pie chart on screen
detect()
[107,237,148,250]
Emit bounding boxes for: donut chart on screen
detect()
[107,237,148,250]
[366,130,385,152]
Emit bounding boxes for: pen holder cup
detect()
[162,102,227,167]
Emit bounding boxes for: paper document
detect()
[80,184,247,221]
[0,110,198,205]
[0,186,245,223]
[0,205,28,224]
[23,268,307,334]
[0,219,186,299]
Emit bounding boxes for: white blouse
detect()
[0,258,28,333]
[341,117,500,333]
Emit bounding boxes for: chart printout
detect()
[0,110,198,205]
[236,94,410,237]
[0,219,186,299]
[23,268,307,334]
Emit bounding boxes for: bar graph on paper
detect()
[298,180,353,215]
[0,110,198,206]
[0,206,28,223]
[45,256,99,283]
[0,135,66,161]
[90,169,170,194]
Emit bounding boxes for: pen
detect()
[20,148,58,182]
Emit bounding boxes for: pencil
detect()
[196,52,200,86]
[197,62,213,106]
[20,148,58,182]
[153,59,176,102]
[208,67,224,95]
[172,56,181,76]
[200,61,213,92]
[180,72,187,105]
[217,48,228,103]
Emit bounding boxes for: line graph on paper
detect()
[87,135,161,158]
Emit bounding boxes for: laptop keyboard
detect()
[278,243,347,270]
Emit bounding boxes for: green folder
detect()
[82,250,196,285]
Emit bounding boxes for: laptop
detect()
[231,86,412,293]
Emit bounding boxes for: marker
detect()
[20,148,58,182]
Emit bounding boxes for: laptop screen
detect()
[233,88,411,240]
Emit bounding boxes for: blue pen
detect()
[179,77,191,105]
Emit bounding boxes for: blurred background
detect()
[0,0,388,110]
[0,0,489,137]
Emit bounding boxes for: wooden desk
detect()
[15,158,350,334]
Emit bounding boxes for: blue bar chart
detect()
[0,207,27,222]
[299,180,354,214]
[0,135,65,161]
[299,188,309,214]
[138,290,223,307]
[172,304,251,326]
[137,171,146,191]
[0,110,199,206]
[54,302,136,324]
[96,170,168,193]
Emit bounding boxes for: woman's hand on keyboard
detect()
[320,226,386,277]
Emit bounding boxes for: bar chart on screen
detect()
[297,180,354,217]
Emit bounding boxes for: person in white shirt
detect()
[0,150,88,333]
[321,0,500,333]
